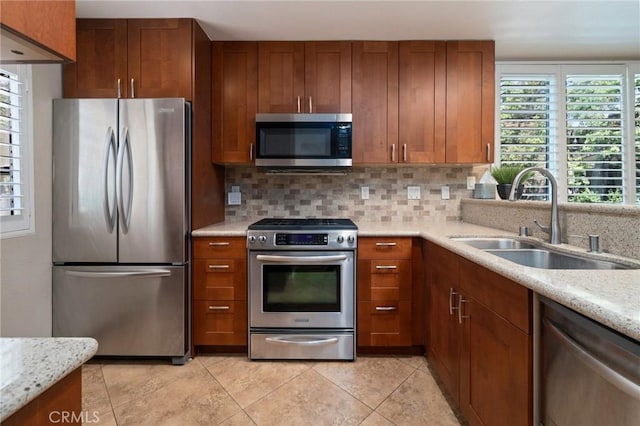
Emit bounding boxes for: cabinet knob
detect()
[309,96,313,113]
[117,79,122,98]
[130,78,135,98]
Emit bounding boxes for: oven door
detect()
[249,250,355,329]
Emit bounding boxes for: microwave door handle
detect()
[255,254,348,264]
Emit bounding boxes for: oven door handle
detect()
[265,336,339,346]
[255,254,348,263]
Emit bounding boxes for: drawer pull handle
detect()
[208,305,230,311]
[208,242,230,246]
[375,306,397,311]
[458,297,468,324]
[208,265,230,269]
[375,242,397,247]
[375,265,397,270]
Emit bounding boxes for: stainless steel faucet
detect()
[508,167,561,244]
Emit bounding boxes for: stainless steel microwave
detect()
[255,113,352,170]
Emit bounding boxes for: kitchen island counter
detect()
[0,337,98,422]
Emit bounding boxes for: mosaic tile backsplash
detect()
[225,166,475,222]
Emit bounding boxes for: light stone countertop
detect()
[0,337,98,422]
[192,220,640,341]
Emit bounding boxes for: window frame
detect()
[495,61,640,205]
[0,64,34,238]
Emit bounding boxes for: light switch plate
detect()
[441,186,450,200]
[361,186,369,200]
[407,186,421,200]
[228,191,241,205]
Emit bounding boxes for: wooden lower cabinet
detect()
[426,241,532,426]
[357,237,413,349]
[192,237,247,351]
[3,368,82,426]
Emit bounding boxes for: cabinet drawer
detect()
[357,300,412,347]
[359,237,412,259]
[193,300,247,346]
[193,259,247,300]
[193,237,246,258]
[358,259,411,301]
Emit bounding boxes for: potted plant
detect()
[490,165,533,200]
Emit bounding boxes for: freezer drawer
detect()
[53,265,187,358]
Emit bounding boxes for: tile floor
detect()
[82,355,462,426]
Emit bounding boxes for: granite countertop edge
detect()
[192,220,640,341]
[0,337,98,422]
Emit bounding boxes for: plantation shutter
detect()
[565,74,624,203]
[0,69,24,218]
[498,75,557,200]
[635,73,640,205]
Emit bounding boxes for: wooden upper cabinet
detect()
[212,42,258,164]
[258,41,351,113]
[445,40,495,163]
[0,0,76,63]
[64,19,195,100]
[352,41,399,164]
[398,41,446,163]
[63,20,127,98]
[304,41,351,113]
[258,42,305,113]
[127,19,192,99]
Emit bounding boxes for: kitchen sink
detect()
[451,237,539,250]
[450,237,637,270]
[486,249,635,270]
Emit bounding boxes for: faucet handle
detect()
[533,220,550,235]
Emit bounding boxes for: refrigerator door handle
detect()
[116,127,133,234]
[65,269,172,278]
[103,127,117,233]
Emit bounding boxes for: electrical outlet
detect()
[361,186,369,200]
[228,191,241,205]
[466,176,476,190]
[441,186,450,200]
[407,186,421,200]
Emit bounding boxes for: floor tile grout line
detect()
[238,361,315,415]
[96,363,120,426]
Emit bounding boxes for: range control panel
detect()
[247,230,357,250]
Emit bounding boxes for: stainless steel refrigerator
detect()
[52,98,191,364]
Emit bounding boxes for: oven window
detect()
[262,265,340,312]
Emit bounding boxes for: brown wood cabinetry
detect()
[64,19,194,100]
[426,241,532,426]
[212,42,258,164]
[258,41,351,114]
[352,41,399,164]
[445,41,495,163]
[3,368,82,426]
[0,0,76,62]
[398,41,447,163]
[357,237,412,348]
[192,237,247,349]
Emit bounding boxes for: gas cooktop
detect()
[248,218,357,231]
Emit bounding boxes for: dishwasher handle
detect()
[544,318,640,400]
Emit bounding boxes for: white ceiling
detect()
[76,0,640,60]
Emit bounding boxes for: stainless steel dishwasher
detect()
[540,297,640,426]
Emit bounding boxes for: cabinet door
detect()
[63,19,128,98]
[212,42,258,164]
[427,243,460,404]
[399,41,446,163]
[258,41,305,113]
[445,41,495,163]
[352,41,399,164]
[304,41,351,113]
[127,19,192,99]
[459,297,532,426]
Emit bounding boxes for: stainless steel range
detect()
[247,218,357,360]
